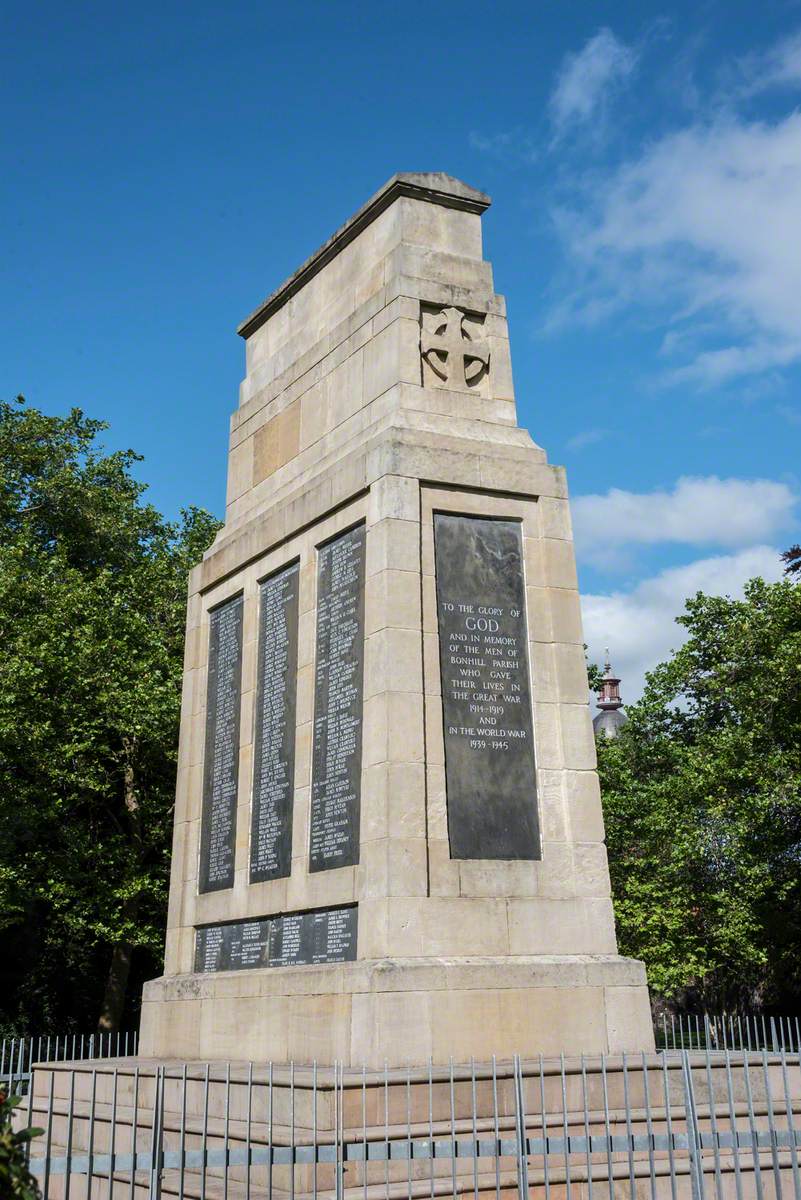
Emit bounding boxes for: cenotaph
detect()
[139,173,654,1066]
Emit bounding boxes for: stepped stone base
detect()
[28,1050,800,1199]
[139,954,654,1067]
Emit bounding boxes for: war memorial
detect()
[138,171,653,1066]
[28,174,801,1200]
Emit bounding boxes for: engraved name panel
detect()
[194,905,358,972]
[250,562,300,883]
[198,595,244,893]
[434,514,540,860]
[309,525,366,872]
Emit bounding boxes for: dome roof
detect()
[593,707,628,738]
[593,649,627,738]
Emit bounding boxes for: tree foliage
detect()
[0,397,220,1033]
[0,1091,42,1200]
[598,575,801,1011]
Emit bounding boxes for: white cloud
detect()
[737,29,801,95]
[549,29,637,138]
[582,545,785,702]
[566,427,607,451]
[550,109,801,384]
[573,476,796,563]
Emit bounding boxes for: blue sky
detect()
[4,1,800,697]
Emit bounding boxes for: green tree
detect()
[0,1090,42,1200]
[0,396,220,1033]
[598,574,801,1011]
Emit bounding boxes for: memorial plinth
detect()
[139,172,654,1066]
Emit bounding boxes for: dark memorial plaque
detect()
[195,905,358,972]
[198,595,244,893]
[434,514,540,860]
[309,525,366,872]
[250,562,300,883]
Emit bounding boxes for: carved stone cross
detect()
[421,306,490,390]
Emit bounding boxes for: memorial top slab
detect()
[236,173,491,339]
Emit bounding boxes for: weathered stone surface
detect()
[140,172,654,1065]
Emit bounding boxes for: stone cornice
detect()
[236,173,491,340]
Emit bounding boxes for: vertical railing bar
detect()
[679,1017,685,1052]
[723,1049,743,1200]
[703,1041,723,1200]
[519,1056,530,1198]
[267,1062,273,1200]
[179,1062,188,1200]
[43,1068,55,1200]
[794,1016,801,1058]
[559,1053,569,1200]
[600,1055,612,1200]
[737,1014,744,1053]
[491,1055,501,1200]
[722,1016,729,1053]
[471,1057,479,1200]
[0,1038,6,1081]
[642,1053,657,1199]
[81,1035,85,1061]
[671,1013,676,1051]
[386,1059,391,1200]
[661,1052,677,1200]
[761,1047,783,1197]
[539,1054,551,1200]
[449,1057,457,1200]
[290,1060,295,1200]
[622,1053,635,1200]
[200,1063,209,1200]
[6,1038,14,1093]
[312,1061,317,1200]
[681,1050,703,1200]
[24,1059,35,1170]
[130,1065,140,1200]
[83,1070,96,1200]
[780,1046,801,1200]
[662,1014,667,1051]
[761,1014,768,1052]
[581,1055,593,1200]
[362,1064,367,1200]
[338,1062,345,1200]
[747,1015,753,1053]
[512,1055,524,1200]
[695,1015,701,1051]
[64,1065,76,1200]
[148,1065,163,1200]
[743,1049,765,1200]
[223,1062,231,1200]
[429,1057,434,1200]
[407,1065,413,1200]
[108,1066,119,1200]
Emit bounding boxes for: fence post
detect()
[681,1051,706,1200]
[148,1065,164,1200]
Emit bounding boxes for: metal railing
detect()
[18,1043,801,1199]
[1,1030,139,1096]
[657,1011,801,1054]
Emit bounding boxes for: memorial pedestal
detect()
[142,956,651,1067]
[140,173,653,1066]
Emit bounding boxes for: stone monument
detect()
[139,173,654,1066]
